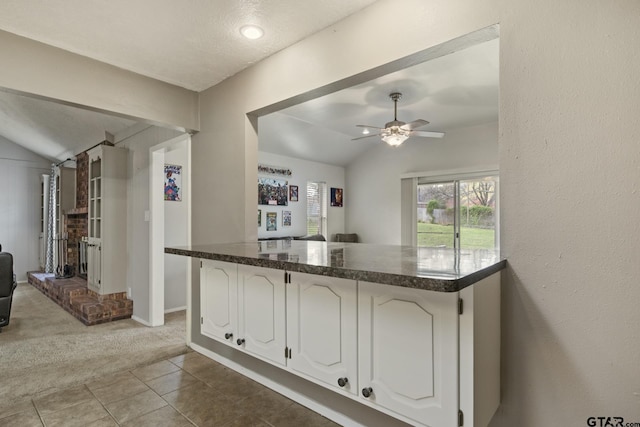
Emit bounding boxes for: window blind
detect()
[306,181,326,236]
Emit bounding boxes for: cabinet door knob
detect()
[362,387,373,398]
[236,338,245,346]
[225,333,233,340]
[337,377,349,387]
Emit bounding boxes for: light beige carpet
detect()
[0,283,188,409]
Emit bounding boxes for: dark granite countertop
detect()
[166,241,506,292]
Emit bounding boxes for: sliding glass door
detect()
[417,181,457,248]
[416,175,498,250]
[458,177,497,249]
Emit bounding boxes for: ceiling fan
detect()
[352,92,444,146]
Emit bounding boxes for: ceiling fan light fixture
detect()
[381,126,410,146]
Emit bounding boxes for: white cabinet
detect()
[237,265,287,366]
[358,281,460,427]
[198,260,500,427]
[199,263,356,375]
[200,262,287,366]
[87,144,127,295]
[200,260,237,344]
[87,240,101,291]
[287,272,358,395]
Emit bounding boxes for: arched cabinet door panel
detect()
[358,281,459,427]
[200,260,238,345]
[238,265,287,366]
[286,272,358,395]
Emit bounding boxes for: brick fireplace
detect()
[29,149,132,325]
[65,151,88,276]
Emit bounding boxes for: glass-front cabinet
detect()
[87,144,127,295]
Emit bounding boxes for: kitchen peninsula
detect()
[166,241,506,427]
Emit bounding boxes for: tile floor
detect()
[0,351,340,427]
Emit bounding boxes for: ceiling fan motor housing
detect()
[389,92,403,102]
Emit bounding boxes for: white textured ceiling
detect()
[0,0,378,91]
[0,0,377,162]
[259,38,499,167]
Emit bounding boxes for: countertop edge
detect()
[165,247,506,292]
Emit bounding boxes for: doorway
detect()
[149,135,192,342]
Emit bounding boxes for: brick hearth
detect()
[27,272,133,326]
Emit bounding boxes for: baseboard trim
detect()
[164,306,187,314]
[131,315,152,327]
[190,342,364,427]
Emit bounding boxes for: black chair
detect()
[0,244,17,331]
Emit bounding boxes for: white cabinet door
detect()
[200,260,237,345]
[87,240,101,293]
[287,272,358,395]
[358,281,459,427]
[238,265,286,366]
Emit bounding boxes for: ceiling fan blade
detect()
[356,124,384,130]
[351,133,381,141]
[401,119,429,130]
[412,130,445,138]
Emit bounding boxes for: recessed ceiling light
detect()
[240,25,264,40]
[362,128,370,135]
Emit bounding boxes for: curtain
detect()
[400,177,417,246]
[45,164,57,273]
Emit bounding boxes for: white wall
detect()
[0,137,51,281]
[116,125,183,321]
[257,151,345,240]
[193,1,640,426]
[164,148,188,311]
[347,122,498,244]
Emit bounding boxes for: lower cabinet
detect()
[287,272,358,395]
[237,265,287,366]
[200,260,237,344]
[86,240,101,292]
[200,261,287,366]
[199,259,499,427]
[358,281,459,427]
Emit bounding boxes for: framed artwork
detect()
[164,164,182,201]
[283,211,292,227]
[258,177,288,206]
[289,185,299,202]
[266,212,277,231]
[258,209,262,227]
[330,187,343,207]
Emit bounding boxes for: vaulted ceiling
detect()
[259,38,499,167]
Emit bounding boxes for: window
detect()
[306,181,327,236]
[405,173,499,250]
